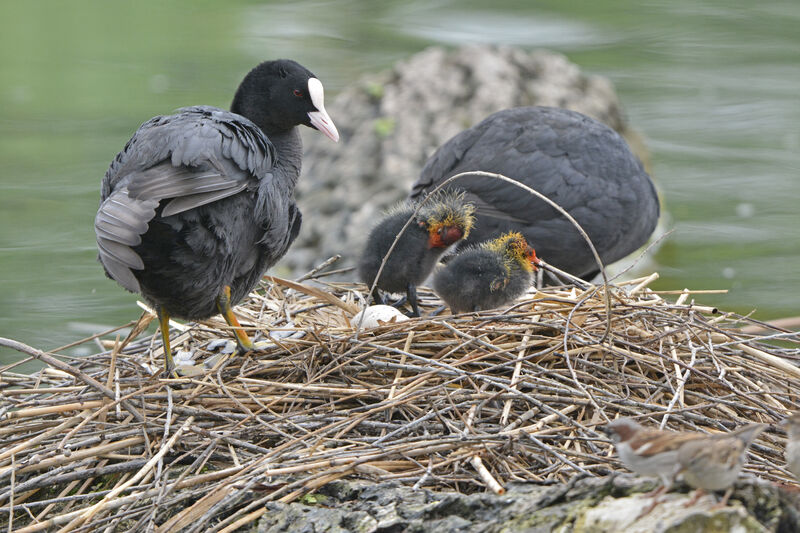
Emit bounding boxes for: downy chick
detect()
[433,231,538,314]
[358,191,475,316]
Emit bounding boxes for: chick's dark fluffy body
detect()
[358,209,443,294]
[434,246,532,314]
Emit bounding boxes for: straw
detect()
[0,267,798,531]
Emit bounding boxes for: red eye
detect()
[293,89,303,97]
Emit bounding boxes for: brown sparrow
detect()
[677,422,768,508]
[602,418,704,500]
[780,412,800,481]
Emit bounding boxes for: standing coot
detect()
[95,59,339,374]
[410,106,660,280]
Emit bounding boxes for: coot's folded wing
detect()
[95,106,276,292]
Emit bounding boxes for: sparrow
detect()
[602,417,704,501]
[677,422,768,508]
[780,412,800,481]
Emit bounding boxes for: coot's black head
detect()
[231,59,339,141]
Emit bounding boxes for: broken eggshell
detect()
[352,305,409,329]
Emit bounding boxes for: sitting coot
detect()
[94,59,339,374]
[410,107,659,280]
[433,231,538,314]
[358,191,475,317]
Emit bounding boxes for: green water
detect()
[1,0,798,364]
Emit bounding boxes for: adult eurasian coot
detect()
[410,106,659,280]
[94,59,339,374]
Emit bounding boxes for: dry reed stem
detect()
[470,455,505,494]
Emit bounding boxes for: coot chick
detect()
[94,59,339,374]
[410,107,660,280]
[358,191,475,317]
[433,232,538,314]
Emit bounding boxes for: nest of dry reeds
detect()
[1,265,799,532]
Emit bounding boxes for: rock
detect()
[575,494,768,533]
[290,45,642,279]
[256,475,800,533]
[258,502,377,533]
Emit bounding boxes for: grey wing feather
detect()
[96,195,152,237]
[95,188,159,292]
[126,163,251,217]
[96,105,276,292]
[161,184,249,217]
[104,106,274,196]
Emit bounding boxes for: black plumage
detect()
[433,232,538,314]
[95,59,339,373]
[410,106,660,280]
[358,192,475,316]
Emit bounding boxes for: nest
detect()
[1,266,799,532]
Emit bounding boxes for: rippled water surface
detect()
[1,0,798,364]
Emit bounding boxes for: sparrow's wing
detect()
[629,430,704,457]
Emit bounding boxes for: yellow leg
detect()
[157,306,177,376]
[216,285,255,352]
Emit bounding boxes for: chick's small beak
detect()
[526,247,539,269]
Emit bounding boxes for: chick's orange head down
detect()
[486,232,539,272]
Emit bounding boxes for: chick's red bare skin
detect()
[427,224,464,249]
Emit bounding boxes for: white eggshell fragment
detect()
[352,305,409,329]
